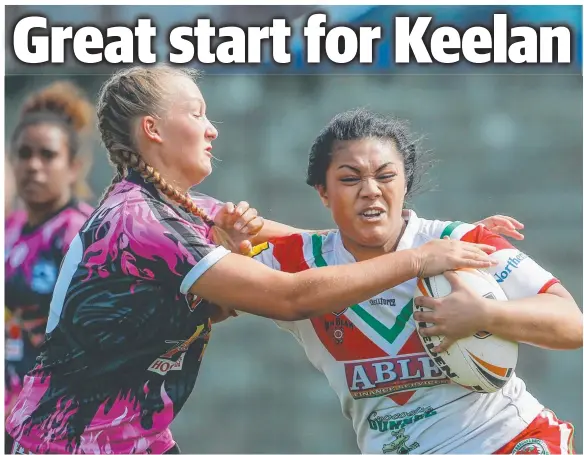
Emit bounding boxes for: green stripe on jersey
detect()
[351,300,414,344]
[311,234,328,268]
[440,221,463,239]
[310,233,412,345]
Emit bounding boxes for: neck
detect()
[341,218,407,262]
[140,146,191,192]
[25,192,72,227]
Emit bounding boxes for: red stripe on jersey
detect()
[272,234,310,272]
[310,314,388,362]
[461,225,514,252]
[398,330,426,356]
[384,331,431,406]
[271,235,389,368]
[538,278,560,294]
[389,391,417,406]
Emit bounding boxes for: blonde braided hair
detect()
[95,65,213,226]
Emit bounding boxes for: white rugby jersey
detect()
[251,210,558,454]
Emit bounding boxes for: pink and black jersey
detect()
[5,200,93,411]
[6,171,230,454]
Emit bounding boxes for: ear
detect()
[140,115,163,144]
[316,185,330,208]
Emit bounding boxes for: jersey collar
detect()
[333,209,422,264]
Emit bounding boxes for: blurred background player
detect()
[248,109,581,454]
[5,81,95,416]
[5,155,16,216]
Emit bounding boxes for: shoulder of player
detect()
[60,201,94,227]
[251,230,339,267]
[416,217,479,241]
[120,186,184,222]
[5,210,27,229]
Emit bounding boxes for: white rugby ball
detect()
[413,268,518,393]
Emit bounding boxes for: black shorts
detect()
[5,432,181,454]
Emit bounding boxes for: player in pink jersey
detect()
[5,82,95,420]
[5,155,16,216]
[5,65,498,454]
[246,109,582,454]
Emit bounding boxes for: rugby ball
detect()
[413,269,518,393]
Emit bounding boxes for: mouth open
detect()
[359,208,386,222]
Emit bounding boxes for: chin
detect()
[355,229,391,248]
[187,163,213,186]
[20,190,49,206]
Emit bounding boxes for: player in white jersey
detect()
[245,110,582,454]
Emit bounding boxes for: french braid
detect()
[95,65,214,226]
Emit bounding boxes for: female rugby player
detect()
[5,66,496,454]
[249,109,581,454]
[5,81,94,417]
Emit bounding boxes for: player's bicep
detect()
[189,253,295,320]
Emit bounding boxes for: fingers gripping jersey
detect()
[5,172,230,454]
[5,201,93,412]
[251,210,557,454]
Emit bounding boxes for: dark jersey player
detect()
[5,81,94,418]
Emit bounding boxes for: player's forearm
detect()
[192,248,420,321]
[252,219,315,245]
[286,249,419,320]
[482,295,583,349]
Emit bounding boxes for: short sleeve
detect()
[121,199,230,295]
[450,223,559,300]
[250,242,279,270]
[248,236,306,341]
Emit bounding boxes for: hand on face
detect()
[211,201,264,255]
[413,271,491,353]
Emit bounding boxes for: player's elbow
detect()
[272,276,318,322]
[564,318,583,349]
[275,295,314,322]
[561,301,583,349]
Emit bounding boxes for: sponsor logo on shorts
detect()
[367,406,437,433]
[511,438,550,455]
[494,252,527,284]
[345,353,449,399]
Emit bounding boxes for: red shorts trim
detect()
[495,409,575,454]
